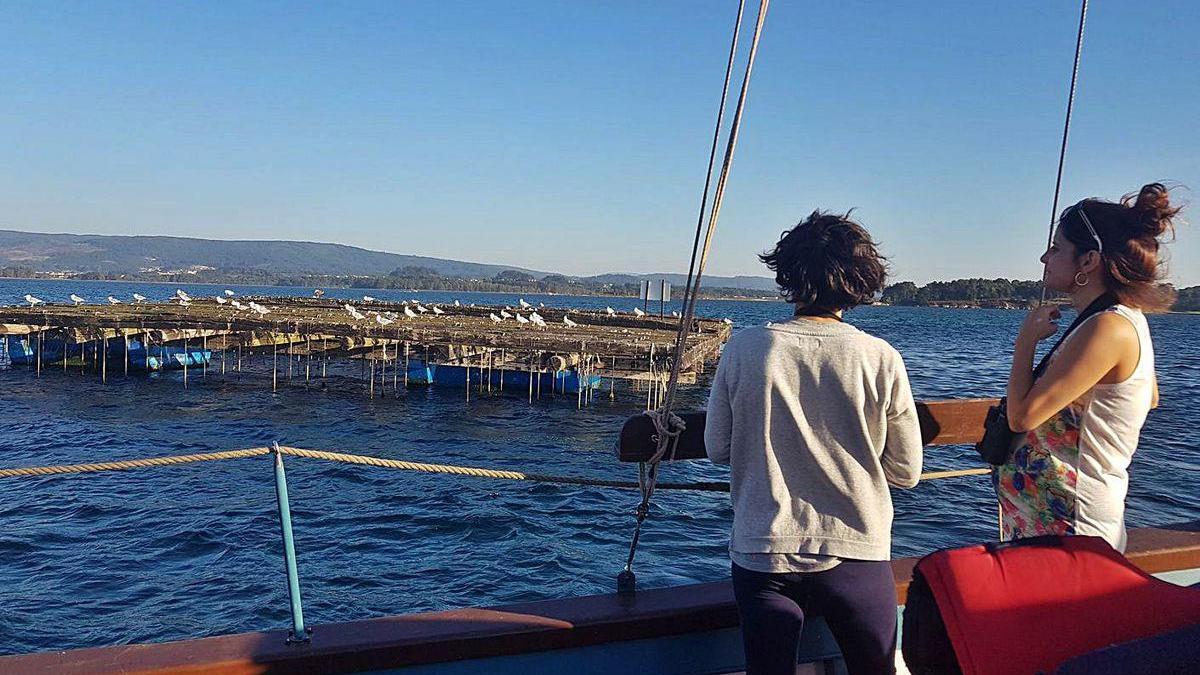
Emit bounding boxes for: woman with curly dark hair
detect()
[705,210,923,675]
[998,183,1180,552]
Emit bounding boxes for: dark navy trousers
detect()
[731,560,898,675]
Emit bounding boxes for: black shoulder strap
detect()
[1031,291,1119,380]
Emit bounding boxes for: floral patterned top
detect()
[994,402,1083,540]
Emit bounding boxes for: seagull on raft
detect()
[432,306,445,315]
[605,306,616,316]
[563,316,578,328]
[415,304,428,313]
[24,294,44,307]
[723,318,733,325]
[249,302,270,316]
[107,296,122,305]
[529,311,544,323]
[313,289,325,298]
[499,309,513,320]
[518,298,532,309]
[178,299,192,308]
[223,290,235,297]
[69,294,85,305]
[489,313,502,323]
[672,310,681,318]
[343,304,365,321]
[453,300,461,307]
[404,305,418,319]
[132,293,147,304]
[175,289,192,302]
[215,296,228,305]
[632,307,646,317]
[515,313,530,325]
[231,300,247,311]
[362,295,376,302]
[375,314,394,326]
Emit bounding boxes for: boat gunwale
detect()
[4,522,1197,674]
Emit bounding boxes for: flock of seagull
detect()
[18,291,731,327]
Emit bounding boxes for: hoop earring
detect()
[1074,271,1089,287]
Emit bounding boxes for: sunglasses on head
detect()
[1072,201,1103,254]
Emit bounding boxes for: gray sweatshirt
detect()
[705,319,923,561]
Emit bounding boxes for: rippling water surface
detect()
[1,278,1197,654]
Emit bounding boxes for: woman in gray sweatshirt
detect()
[705,210,923,675]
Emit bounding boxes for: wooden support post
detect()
[35,330,41,377]
[321,338,327,379]
[403,342,409,388]
[305,336,311,389]
[528,353,534,404]
[181,337,186,388]
[145,333,151,372]
[202,335,208,379]
[273,338,278,392]
[101,336,107,384]
[221,341,227,375]
[392,340,398,393]
[500,348,505,392]
[536,352,542,400]
[63,335,68,372]
[465,355,470,403]
[369,351,375,399]
[124,333,130,376]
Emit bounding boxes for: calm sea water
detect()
[1,278,1197,655]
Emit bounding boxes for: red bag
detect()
[904,535,1200,675]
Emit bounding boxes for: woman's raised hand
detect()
[1018,305,1062,344]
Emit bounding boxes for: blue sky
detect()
[2,1,1197,285]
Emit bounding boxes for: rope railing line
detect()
[0,444,990,488]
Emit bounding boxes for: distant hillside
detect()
[584,272,778,292]
[0,229,778,291]
[0,230,549,280]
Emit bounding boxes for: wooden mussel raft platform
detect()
[0,297,731,401]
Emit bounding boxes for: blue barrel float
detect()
[4,335,210,372]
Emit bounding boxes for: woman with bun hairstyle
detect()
[998,183,1181,552]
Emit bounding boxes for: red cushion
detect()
[917,536,1200,675]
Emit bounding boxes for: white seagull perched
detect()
[515,313,530,325]
[215,296,228,305]
[529,311,544,323]
[499,309,513,319]
[723,318,734,325]
[432,306,445,315]
[375,314,394,326]
[69,294,86,305]
[415,304,428,314]
[24,294,44,307]
[672,310,681,318]
[605,306,616,316]
[632,307,646,317]
[453,300,461,307]
[343,303,365,321]
[107,296,122,305]
[132,293,147,304]
[518,298,532,309]
[489,313,502,323]
[249,302,271,316]
[362,295,376,302]
[563,316,578,328]
[223,289,235,297]
[175,289,192,302]
[404,305,418,319]
[231,300,247,311]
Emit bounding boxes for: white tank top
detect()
[1072,305,1155,551]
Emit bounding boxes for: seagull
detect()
[632,307,646,317]
[249,302,270,316]
[24,294,44,307]
[672,310,681,318]
[515,313,530,324]
[132,293,147,303]
[605,306,616,316]
[489,313,502,323]
[69,294,85,305]
[563,316,578,328]
[107,296,122,305]
[453,300,461,307]
[404,305,418,319]
[362,295,376,302]
[215,296,228,305]
[518,298,532,309]
[313,289,325,298]
[343,304,365,321]
[375,314,394,326]
[723,318,733,325]
[178,299,192,308]
[529,311,544,323]
[223,289,235,297]
[175,289,191,302]
[415,304,428,313]
[231,300,247,311]
[500,309,513,319]
[432,306,445,315]
[538,302,545,308]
